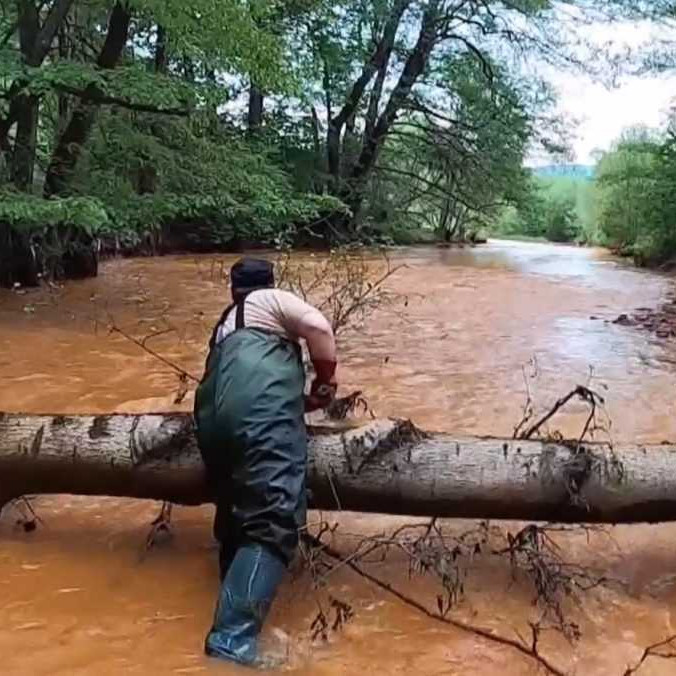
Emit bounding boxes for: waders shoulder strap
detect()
[235,299,245,329]
[208,296,249,351]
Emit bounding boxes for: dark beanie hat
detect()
[230,257,274,297]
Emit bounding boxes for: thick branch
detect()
[347,1,440,212]
[327,0,410,179]
[53,84,188,116]
[331,0,410,130]
[30,0,75,66]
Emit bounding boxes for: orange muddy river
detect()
[2,241,676,675]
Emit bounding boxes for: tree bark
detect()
[2,0,76,190]
[154,24,167,74]
[27,0,76,67]
[43,2,131,197]
[310,105,323,193]
[1,413,675,524]
[56,22,71,137]
[326,0,410,184]
[341,111,359,177]
[364,60,388,144]
[10,94,39,191]
[10,0,40,191]
[247,84,264,133]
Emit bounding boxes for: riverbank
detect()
[0,221,484,289]
[611,290,676,340]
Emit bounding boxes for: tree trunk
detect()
[327,120,342,186]
[11,0,40,191]
[1,413,675,524]
[43,2,131,197]
[364,42,394,144]
[310,106,323,193]
[56,23,71,138]
[154,24,167,74]
[2,0,76,190]
[341,112,359,177]
[247,84,264,133]
[0,227,40,287]
[325,0,410,186]
[10,94,39,191]
[347,2,438,219]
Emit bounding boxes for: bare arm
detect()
[295,308,337,364]
[272,290,337,365]
[272,291,337,411]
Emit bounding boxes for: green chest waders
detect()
[194,298,307,665]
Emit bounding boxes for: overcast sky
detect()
[540,17,676,165]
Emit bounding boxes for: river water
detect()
[2,241,676,675]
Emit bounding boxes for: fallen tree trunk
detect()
[1,412,676,523]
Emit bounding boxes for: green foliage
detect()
[543,195,578,243]
[1,115,343,250]
[129,0,291,89]
[23,62,202,109]
[591,128,676,264]
[492,174,584,243]
[5,0,666,285]
[367,51,540,242]
[67,113,345,246]
[0,192,109,235]
[498,123,676,263]
[0,0,349,285]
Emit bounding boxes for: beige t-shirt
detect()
[216,288,336,362]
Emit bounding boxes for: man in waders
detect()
[194,257,337,667]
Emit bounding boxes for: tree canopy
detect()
[0,0,669,286]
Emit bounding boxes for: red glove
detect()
[305,360,337,412]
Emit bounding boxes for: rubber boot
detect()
[205,541,286,667]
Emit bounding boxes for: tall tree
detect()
[1,0,76,190]
[44,1,131,196]
[292,0,580,232]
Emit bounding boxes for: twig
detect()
[9,496,44,532]
[513,357,538,438]
[108,325,199,383]
[276,249,407,336]
[306,534,567,676]
[141,501,174,558]
[326,464,342,511]
[624,635,676,675]
[496,524,610,640]
[140,328,177,347]
[517,385,605,442]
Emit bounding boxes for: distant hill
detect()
[532,165,594,180]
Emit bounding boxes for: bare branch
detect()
[52,84,189,116]
[303,531,567,676]
[107,324,200,383]
[516,385,605,442]
[624,635,676,675]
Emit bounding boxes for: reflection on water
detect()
[2,240,676,675]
